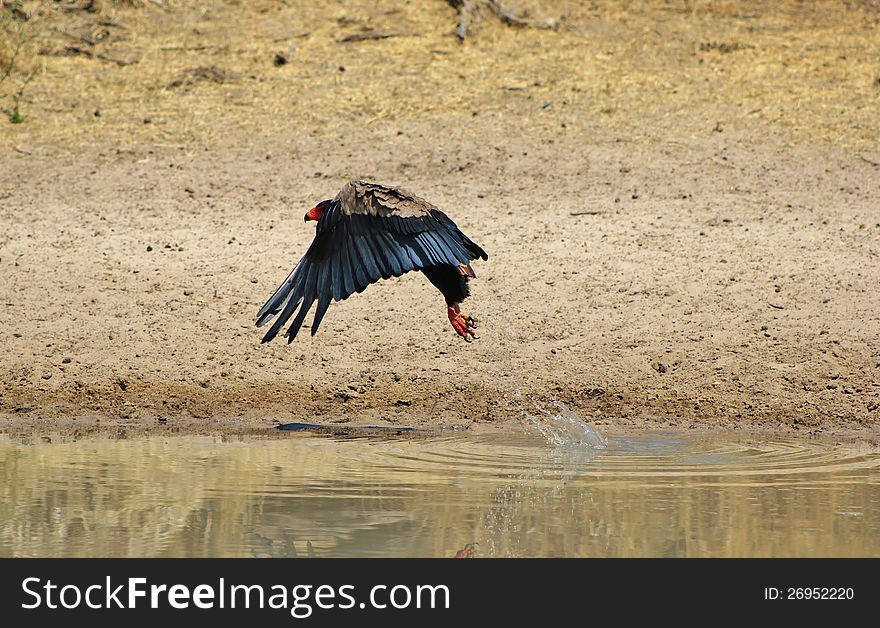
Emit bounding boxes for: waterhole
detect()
[1,428,877,557]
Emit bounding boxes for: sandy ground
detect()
[1,1,878,439]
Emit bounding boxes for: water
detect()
[1,425,878,557]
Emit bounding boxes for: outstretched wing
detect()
[256,183,488,343]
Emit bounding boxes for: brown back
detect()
[336,180,436,219]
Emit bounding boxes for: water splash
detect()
[477,394,607,556]
[515,394,607,449]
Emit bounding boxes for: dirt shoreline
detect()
[2,134,878,442]
[1,2,878,441]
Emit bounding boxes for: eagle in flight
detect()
[256,180,488,343]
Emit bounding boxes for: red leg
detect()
[447,304,478,341]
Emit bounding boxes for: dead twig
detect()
[570,211,605,216]
[336,29,404,44]
[160,44,223,52]
[455,0,473,42]
[39,46,137,66]
[97,53,138,66]
[449,0,557,43]
[486,0,529,27]
[97,19,127,30]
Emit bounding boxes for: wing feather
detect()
[362,230,395,279]
[394,235,428,268]
[424,230,460,266]
[330,244,345,302]
[375,231,404,275]
[354,234,382,283]
[256,258,304,327]
[345,234,369,291]
[338,231,356,297]
[285,261,319,342]
[310,261,333,335]
[414,232,444,265]
[436,229,472,262]
[261,260,312,343]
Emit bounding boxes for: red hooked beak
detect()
[304,206,323,222]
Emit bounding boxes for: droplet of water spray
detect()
[528,399,607,449]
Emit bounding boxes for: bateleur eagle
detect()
[256,180,488,343]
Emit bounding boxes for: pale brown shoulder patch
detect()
[339,180,436,218]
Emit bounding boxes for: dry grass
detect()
[0,1,42,123]
[1,0,878,150]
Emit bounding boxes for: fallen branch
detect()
[448,0,557,42]
[487,0,530,27]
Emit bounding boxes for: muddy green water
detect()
[1,431,878,557]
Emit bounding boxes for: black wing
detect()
[256,201,488,343]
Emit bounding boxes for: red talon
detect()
[447,305,478,341]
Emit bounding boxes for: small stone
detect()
[651,361,667,374]
[62,357,72,364]
[550,347,557,354]
[273,52,288,66]
[183,289,193,296]
[146,245,153,252]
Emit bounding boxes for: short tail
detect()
[458,262,477,278]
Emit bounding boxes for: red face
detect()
[304,200,330,222]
